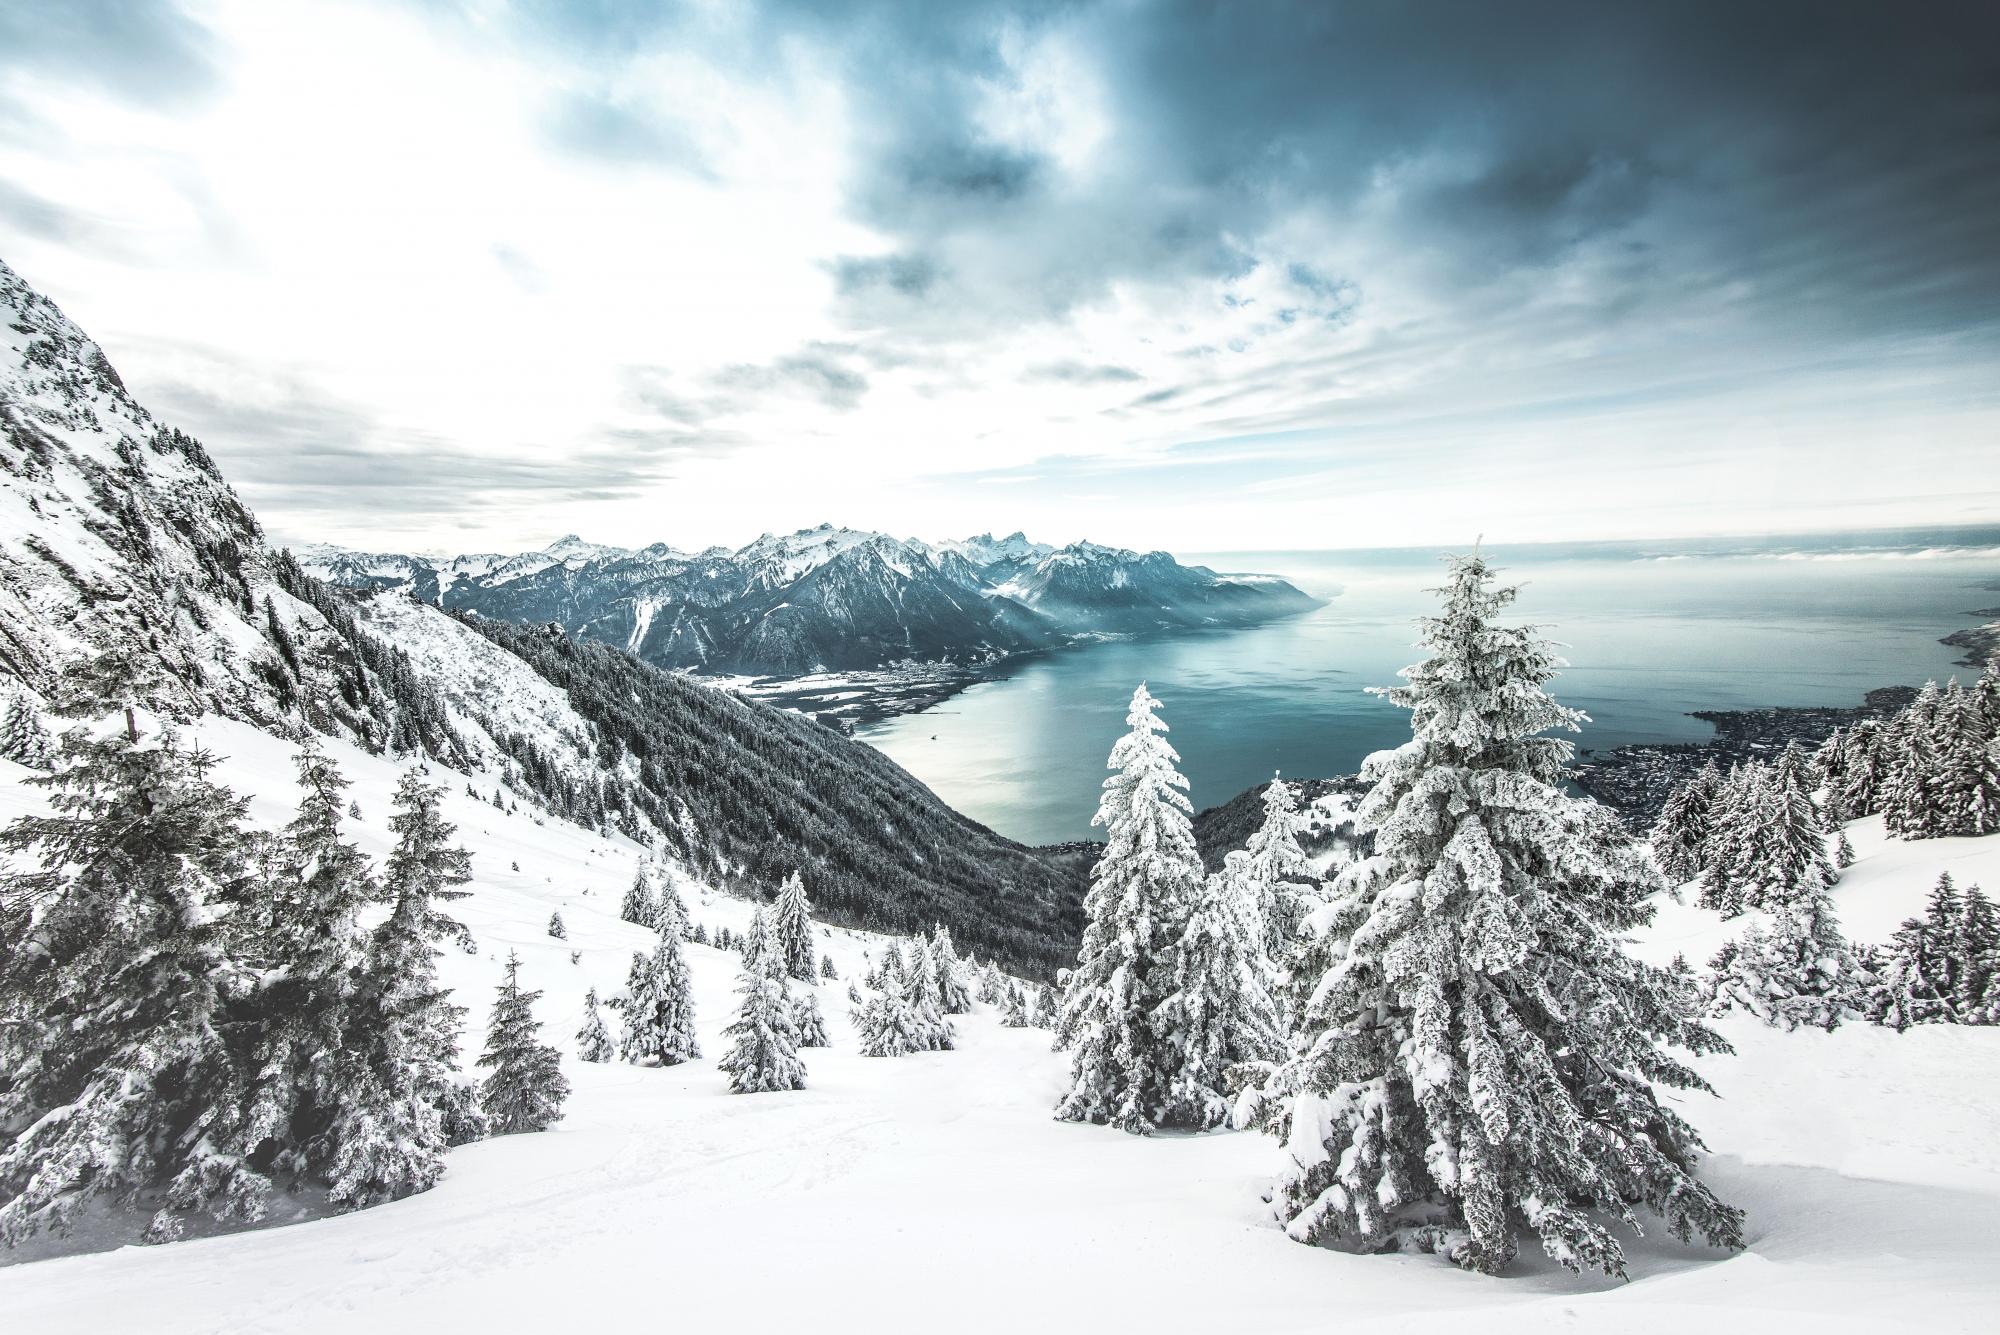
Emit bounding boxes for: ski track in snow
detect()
[1,726,1998,1333]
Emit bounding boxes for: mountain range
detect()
[295,527,1319,678]
[0,256,1086,973]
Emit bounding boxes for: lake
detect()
[857,528,2000,845]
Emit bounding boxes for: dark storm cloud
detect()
[720,0,2000,346]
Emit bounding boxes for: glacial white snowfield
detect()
[1,722,1997,1334]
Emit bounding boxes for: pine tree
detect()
[1954,884,2000,1020]
[820,954,838,981]
[478,953,570,1134]
[327,771,481,1210]
[854,968,926,1057]
[1867,916,1956,1029]
[1706,892,1860,1032]
[620,871,658,929]
[1033,983,1058,1030]
[930,924,973,1014]
[1829,718,1889,821]
[999,982,1030,1027]
[1759,743,1836,910]
[0,687,56,771]
[1881,682,1945,838]
[1834,829,1856,869]
[1245,554,1743,1278]
[906,937,957,1051]
[1055,684,1201,1134]
[0,726,267,1243]
[548,910,567,940]
[793,987,830,1048]
[772,870,818,981]
[1931,680,2000,836]
[1240,774,1319,961]
[1650,759,1722,885]
[236,740,380,1194]
[648,856,691,939]
[719,915,806,1093]
[576,988,614,1062]
[872,940,905,988]
[619,928,700,1066]
[1154,863,1283,1130]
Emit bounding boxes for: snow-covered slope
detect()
[1,745,1993,1331]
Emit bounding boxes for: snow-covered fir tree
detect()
[1649,758,1722,884]
[771,870,818,981]
[1835,829,1856,869]
[236,739,379,1195]
[1244,554,1744,1277]
[906,937,957,1050]
[930,924,973,1014]
[576,988,614,1063]
[1238,775,1319,962]
[327,771,483,1209]
[619,870,658,929]
[1706,888,1861,1032]
[1930,679,2000,836]
[793,987,830,1048]
[548,910,567,940]
[853,969,919,1056]
[648,855,690,940]
[718,915,806,1093]
[0,686,56,770]
[1154,862,1283,1130]
[619,927,700,1066]
[871,940,904,988]
[999,981,1030,1027]
[0,724,266,1244]
[1881,682,1946,838]
[976,961,1004,1005]
[1054,684,1202,1134]
[819,954,837,981]
[478,953,570,1134]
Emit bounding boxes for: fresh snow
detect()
[2,727,1997,1330]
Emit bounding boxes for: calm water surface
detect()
[859,530,2000,845]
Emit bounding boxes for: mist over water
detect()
[859,529,2000,845]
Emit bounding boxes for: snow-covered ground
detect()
[1,728,1996,1333]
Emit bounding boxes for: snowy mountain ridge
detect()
[297,523,1321,677]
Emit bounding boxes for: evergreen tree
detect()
[1033,983,1058,1030]
[1881,683,1946,838]
[619,929,700,1066]
[1866,916,1956,1030]
[1834,829,1856,870]
[977,961,1004,1004]
[872,940,904,988]
[1761,743,1836,909]
[0,687,56,771]
[648,856,691,940]
[548,910,567,940]
[326,771,480,1210]
[930,924,973,1014]
[478,953,570,1134]
[0,726,266,1243]
[999,982,1031,1027]
[820,954,838,981]
[1240,774,1319,961]
[1828,718,1889,821]
[772,870,818,981]
[906,936,957,1051]
[1650,759,1722,884]
[1055,684,1201,1134]
[854,968,926,1057]
[619,871,658,929]
[237,740,379,1194]
[719,915,806,1093]
[576,988,614,1063]
[1706,892,1860,1032]
[1954,884,2000,1020]
[1245,555,1743,1277]
[793,987,830,1048]
[1154,863,1283,1130]
[1931,680,2000,836]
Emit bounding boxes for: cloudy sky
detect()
[2,0,1996,555]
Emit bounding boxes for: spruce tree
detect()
[1706,892,1859,1032]
[820,954,838,981]
[718,915,806,1093]
[1829,718,1889,821]
[930,924,973,1014]
[0,687,56,771]
[1240,775,1319,961]
[619,928,700,1066]
[999,982,1030,1027]
[620,871,658,929]
[0,726,267,1244]
[1055,684,1201,1134]
[1931,680,2000,835]
[548,910,567,940]
[1650,759,1722,885]
[327,771,480,1209]
[906,937,957,1051]
[793,988,831,1048]
[237,739,379,1194]
[1245,554,1743,1278]
[478,953,569,1134]
[1881,683,1945,838]
[1154,863,1282,1130]
[772,870,818,981]
[854,968,925,1057]
[576,988,614,1062]
[1867,916,1956,1029]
